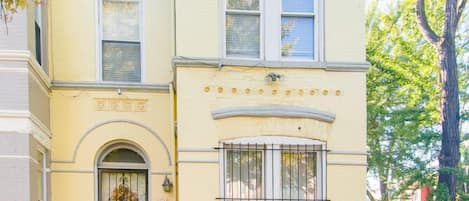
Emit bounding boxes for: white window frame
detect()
[221,0,323,62]
[218,136,326,200]
[97,0,145,83]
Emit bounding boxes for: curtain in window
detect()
[102,0,141,82]
[225,149,263,199]
[281,150,317,200]
[226,0,260,58]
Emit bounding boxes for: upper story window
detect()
[224,0,320,61]
[35,4,43,66]
[218,137,326,201]
[100,0,142,83]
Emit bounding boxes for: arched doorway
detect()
[97,143,148,201]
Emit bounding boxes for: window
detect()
[36,151,47,201]
[98,145,148,201]
[224,0,320,61]
[100,0,142,82]
[225,0,261,58]
[35,4,43,66]
[218,137,326,201]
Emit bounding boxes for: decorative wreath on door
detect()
[109,175,139,201]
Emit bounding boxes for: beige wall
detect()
[50,89,175,201]
[29,70,51,128]
[176,66,367,200]
[50,0,173,83]
[175,0,366,63]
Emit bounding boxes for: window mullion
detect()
[264,0,281,60]
[272,144,282,199]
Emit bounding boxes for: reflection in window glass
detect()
[281,16,314,59]
[103,0,140,41]
[103,42,141,82]
[226,14,260,58]
[102,148,145,163]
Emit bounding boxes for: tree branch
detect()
[367,189,377,201]
[416,0,441,46]
[457,0,467,24]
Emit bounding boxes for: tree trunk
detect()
[416,0,465,199]
[380,178,388,201]
[437,37,461,201]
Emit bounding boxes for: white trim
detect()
[0,155,39,164]
[0,67,29,72]
[211,105,336,123]
[37,149,47,201]
[29,69,51,98]
[178,160,219,164]
[172,56,370,71]
[178,148,218,152]
[0,50,52,89]
[327,161,368,166]
[223,136,325,145]
[50,169,94,174]
[151,171,172,175]
[328,150,367,156]
[51,80,169,92]
[0,110,52,149]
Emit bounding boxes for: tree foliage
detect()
[367,0,468,200]
[366,1,442,200]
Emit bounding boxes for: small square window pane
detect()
[226,14,260,58]
[103,0,140,41]
[102,41,141,82]
[282,0,314,13]
[227,0,259,10]
[281,16,314,59]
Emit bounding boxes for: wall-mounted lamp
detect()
[116,88,123,95]
[266,72,282,82]
[162,176,173,192]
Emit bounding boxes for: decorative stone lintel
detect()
[211,105,336,123]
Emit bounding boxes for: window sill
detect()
[172,56,369,72]
[51,80,170,92]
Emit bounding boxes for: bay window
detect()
[224,0,320,61]
[219,137,326,201]
[100,0,142,82]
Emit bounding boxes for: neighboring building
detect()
[0,0,368,201]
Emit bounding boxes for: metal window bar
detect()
[98,169,148,201]
[215,143,330,201]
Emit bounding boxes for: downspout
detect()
[170,0,178,201]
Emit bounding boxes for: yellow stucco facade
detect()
[0,0,368,201]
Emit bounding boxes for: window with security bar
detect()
[217,138,327,201]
